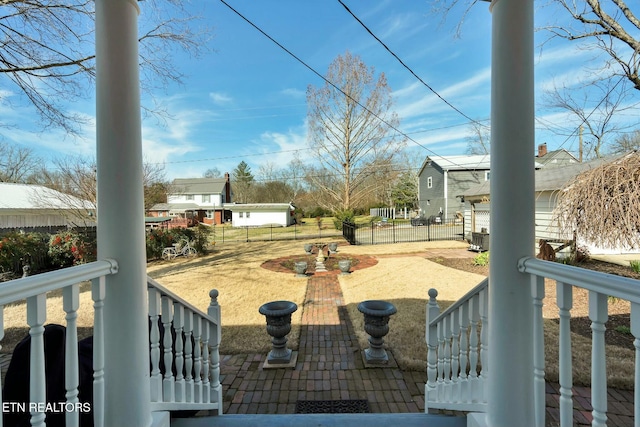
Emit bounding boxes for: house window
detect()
[206,210,214,219]
[239,212,243,218]
[202,194,211,203]
[427,176,433,189]
[485,171,490,181]
[246,212,250,218]
[186,194,194,201]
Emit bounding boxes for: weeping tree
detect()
[306,51,406,216]
[555,151,640,250]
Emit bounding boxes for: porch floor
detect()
[207,254,634,426]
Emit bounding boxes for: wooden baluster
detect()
[589,291,608,427]
[479,287,489,402]
[193,315,203,403]
[161,296,175,402]
[531,275,546,427]
[201,321,211,403]
[450,311,460,402]
[63,284,80,427]
[631,302,640,426]
[184,309,194,403]
[27,294,47,427]
[437,322,445,401]
[443,315,452,401]
[92,277,105,427]
[148,287,162,402]
[458,302,470,403]
[173,303,185,403]
[425,289,440,408]
[469,294,480,402]
[557,281,573,427]
[208,290,222,409]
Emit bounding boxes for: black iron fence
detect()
[210,223,343,243]
[343,218,465,245]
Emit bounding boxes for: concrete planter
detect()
[294,261,308,277]
[259,301,298,364]
[338,259,351,275]
[304,243,313,254]
[328,242,338,254]
[357,300,397,364]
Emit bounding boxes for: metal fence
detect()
[342,218,465,245]
[209,223,343,243]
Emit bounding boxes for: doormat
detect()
[295,399,370,414]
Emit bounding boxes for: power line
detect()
[337,0,488,129]
[217,0,478,170]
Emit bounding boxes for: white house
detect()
[0,182,95,229]
[148,175,232,224]
[225,203,295,227]
[462,153,639,254]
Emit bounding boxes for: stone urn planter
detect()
[328,242,338,254]
[293,261,308,277]
[338,259,351,275]
[304,243,313,255]
[259,301,298,364]
[357,300,397,364]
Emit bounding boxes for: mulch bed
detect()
[261,253,377,275]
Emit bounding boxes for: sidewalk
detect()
[219,263,635,426]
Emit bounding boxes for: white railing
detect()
[147,277,222,414]
[425,278,489,413]
[0,259,118,427]
[518,256,640,427]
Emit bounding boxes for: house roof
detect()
[0,182,94,210]
[172,177,227,195]
[462,153,627,199]
[224,203,294,212]
[536,148,579,167]
[148,202,218,213]
[420,154,544,174]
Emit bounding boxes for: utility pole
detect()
[579,125,583,162]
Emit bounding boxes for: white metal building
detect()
[225,203,295,227]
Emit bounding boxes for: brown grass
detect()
[1,238,634,389]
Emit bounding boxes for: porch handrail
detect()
[146,277,222,414]
[0,259,118,427]
[425,278,489,413]
[0,259,118,306]
[518,256,640,303]
[518,256,640,427]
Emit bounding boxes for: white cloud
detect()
[209,92,233,105]
[280,88,305,99]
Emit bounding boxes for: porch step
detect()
[171,413,466,427]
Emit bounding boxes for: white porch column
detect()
[488,0,535,425]
[95,0,151,426]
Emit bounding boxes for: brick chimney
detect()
[224,172,231,203]
[538,143,547,157]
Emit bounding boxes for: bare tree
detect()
[546,0,640,91]
[0,0,211,135]
[306,51,406,213]
[544,78,637,159]
[0,142,42,182]
[465,121,491,155]
[555,151,640,249]
[609,129,640,154]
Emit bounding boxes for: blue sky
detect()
[3,0,639,180]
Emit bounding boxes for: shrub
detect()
[630,260,640,273]
[0,232,51,275]
[48,231,96,268]
[473,251,490,266]
[332,209,355,230]
[191,224,213,254]
[145,227,194,260]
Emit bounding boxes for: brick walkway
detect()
[220,259,635,426]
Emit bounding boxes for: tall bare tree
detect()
[306,51,405,213]
[609,129,640,154]
[0,0,210,135]
[465,121,491,155]
[544,78,637,159]
[0,142,42,182]
[546,0,640,91]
